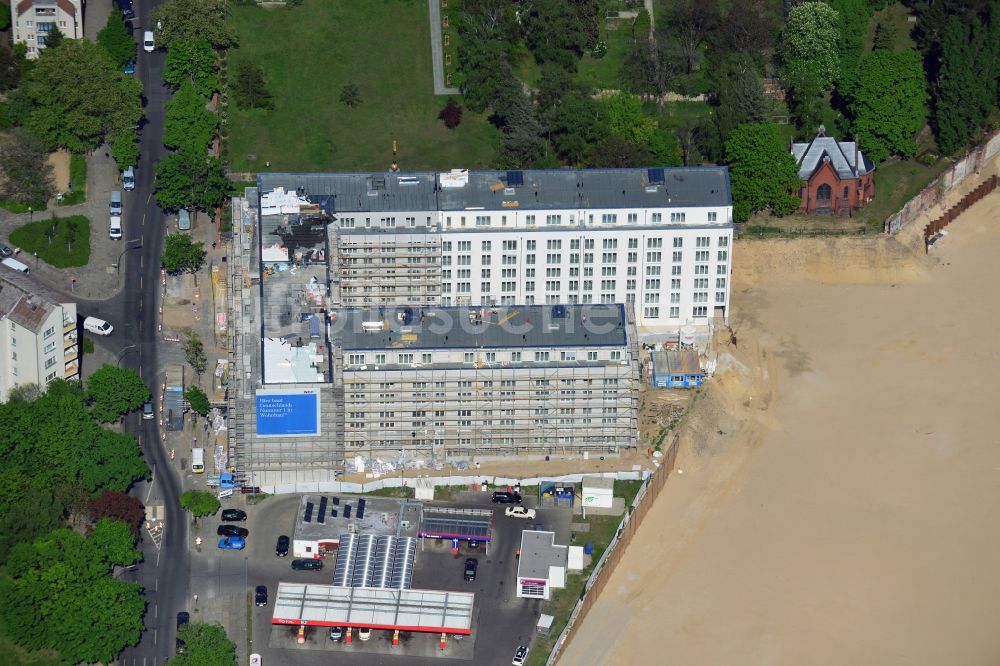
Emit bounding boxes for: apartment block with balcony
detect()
[10,0,84,58]
[0,270,79,401]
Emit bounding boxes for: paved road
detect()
[427,0,460,96]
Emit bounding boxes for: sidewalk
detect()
[0,148,128,301]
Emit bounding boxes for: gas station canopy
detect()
[271,583,474,635]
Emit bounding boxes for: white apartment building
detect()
[0,269,80,401]
[258,166,733,333]
[10,0,84,58]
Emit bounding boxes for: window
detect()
[708,211,717,222]
[534,351,550,361]
[511,352,522,362]
[601,266,616,276]
[502,240,517,250]
[398,353,413,364]
[695,265,709,274]
[719,236,729,247]
[670,306,679,318]
[601,252,616,263]
[718,250,729,262]
[547,254,561,264]
[644,307,660,318]
[647,238,662,248]
[464,352,475,362]
[526,254,536,265]
[526,215,536,225]
[481,240,492,251]
[696,251,710,262]
[627,252,637,263]
[481,281,491,292]
[670,212,686,222]
[375,353,386,364]
[817,184,832,201]
[475,215,490,226]
[646,266,661,276]
[716,291,726,303]
[545,268,560,277]
[696,236,710,247]
[546,214,561,225]
[671,265,681,276]
[716,277,726,289]
[481,268,491,278]
[693,306,708,317]
[422,353,433,363]
[670,293,680,303]
[645,278,660,289]
[547,240,562,250]
[693,292,708,303]
[694,278,708,289]
[45,355,57,369]
[44,326,55,338]
[647,251,662,262]
[587,351,598,360]
[671,278,681,289]
[627,213,638,224]
[602,213,617,224]
[651,213,662,223]
[44,341,56,353]
[585,239,595,249]
[348,354,365,365]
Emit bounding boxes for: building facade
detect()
[10,0,84,58]
[792,130,875,215]
[0,270,79,401]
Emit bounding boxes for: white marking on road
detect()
[145,463,156,504]
[154,604,157,619]
[153,629,156,645]
[140,275,144,289]
[156,546,161,568]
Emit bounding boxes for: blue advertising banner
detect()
[255,390,321,437]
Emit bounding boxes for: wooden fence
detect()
[546,435,681,665]
[922,174,998,252]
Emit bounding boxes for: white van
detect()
[191,447,205,474]
[143,31,155,52]
[110,190,123,216]
[1,257,29,274]
[109,215,123,240]
[83,316,114,335]
[123,166,135,191]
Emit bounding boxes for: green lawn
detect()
[226,0,499,172]
[865,2,917,53]
[576,19,632,91]
[9,215,91,268]
[58,153,88,206]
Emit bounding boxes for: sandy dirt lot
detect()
[47,149,71,193]
[560,185,1000,665]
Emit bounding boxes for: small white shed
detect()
[414,477,435,500]
[581,475,615,508]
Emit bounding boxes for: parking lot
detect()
[207,489,573,666]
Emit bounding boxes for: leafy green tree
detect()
[24,40,142,154]
[825,0,871,70]
[0,129,55,206]
[87,365,150,423]
[605,92,656,145]
[0,488,64,564]
[152,0,236,48]
[154,149,231,212]
[182,330,208,376]
[339,83,361,108]
[97,8,136,68]
[40,26,65,50]
[872,22,898,51]
[932,13,1000,154]
[536,62,576,112]
[164,81,219,153]
[232,60,273,110]
[111,128,140,169]
[725,122,801,222]
[521,0,586,70]
[840,49,928,163]
[179,490,220,518]
[663,0,720,75]
[457,37,510,113]
[0,2,10,30]
[169,623,237,666]
[544,92,608,164]
[163,38,219,96]
[161,233,206,275]
[588,134,652,167]
[710,55,769,143]
[647,126,683,166]
[715,0,780,64]
[184,385,211,416]
[491,68,545,167]
[779,2,841,93]
[0,46,24,92]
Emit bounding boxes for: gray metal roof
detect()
[331,304,629,351]
[293,495,411,541]
[0,270,70,333]
[517,531,568,580]
[258,167,732,214]
[651,350,702,376]
[792,136,874,180]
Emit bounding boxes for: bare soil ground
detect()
[47,150,71,193]
[559,163,1000,665]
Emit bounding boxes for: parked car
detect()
[124,59,136,75]
[255,585,267,607]
[122,165,136,190]
[218,536,245,550]
[328,627,344,642]
[492,491,522,504]
[512,645,529,666]
[464,557,478,582]
[276,535,290,557]
[0,244,12,258]
[83,316,114,336]
[222,509,247,522]
[109,190,122,215]
[109,215,122,240]
[291,558,322,571]
[358,627,371,641]
[505,506,537,520]
[176,611,190,654]
[178,208,191,230]
[142,402,154,420]
[143,30,155,52]
[217,525,249,538]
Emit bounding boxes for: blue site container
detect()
[584,542,593,555]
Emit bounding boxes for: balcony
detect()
[64,360,79,379]
[64,319,75,333]
[64,330,77,348]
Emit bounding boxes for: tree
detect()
[605,92,656,145]
[163,38,218,96]
[169,623,237,666]
[154,149,231,212]
[536,62,576,112]
[339,83,361,108]
[164,81,219,153]
[87,364,150,423]
[491,68,545,166]
[725,122,802,222]
[0,129,55,206]
[65,216,79,253]
[715,0,780,63]
[588,134,652,167]
[438,99,464,129]
[521,0,587,70]
[24,40,143,154]
[872,22,898,51]
[111,127,140,169]
[663,0,721,75]
[184,385,211,416]
[97,8,136,68]
[181,330,208,376]
[825,0,872,70]
[40,26,65,50]
[152,0,236,49]
[779,2,841,93]
[0,46,24,92]
[0,1,10,30]
[458,37,510,113]
[179,490,219,519]
[840,49,928,163]
[231,60,273,110]
[544,92,608,164]
[711,55,770,143]
[88,491,145,537]
[647,126,684,166]
[0,488,64,564]
[161,233,206,275]
[932,12,1000,154]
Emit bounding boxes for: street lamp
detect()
[28,206,32,223]
[114,239,143,275]
[116,344,140,367]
